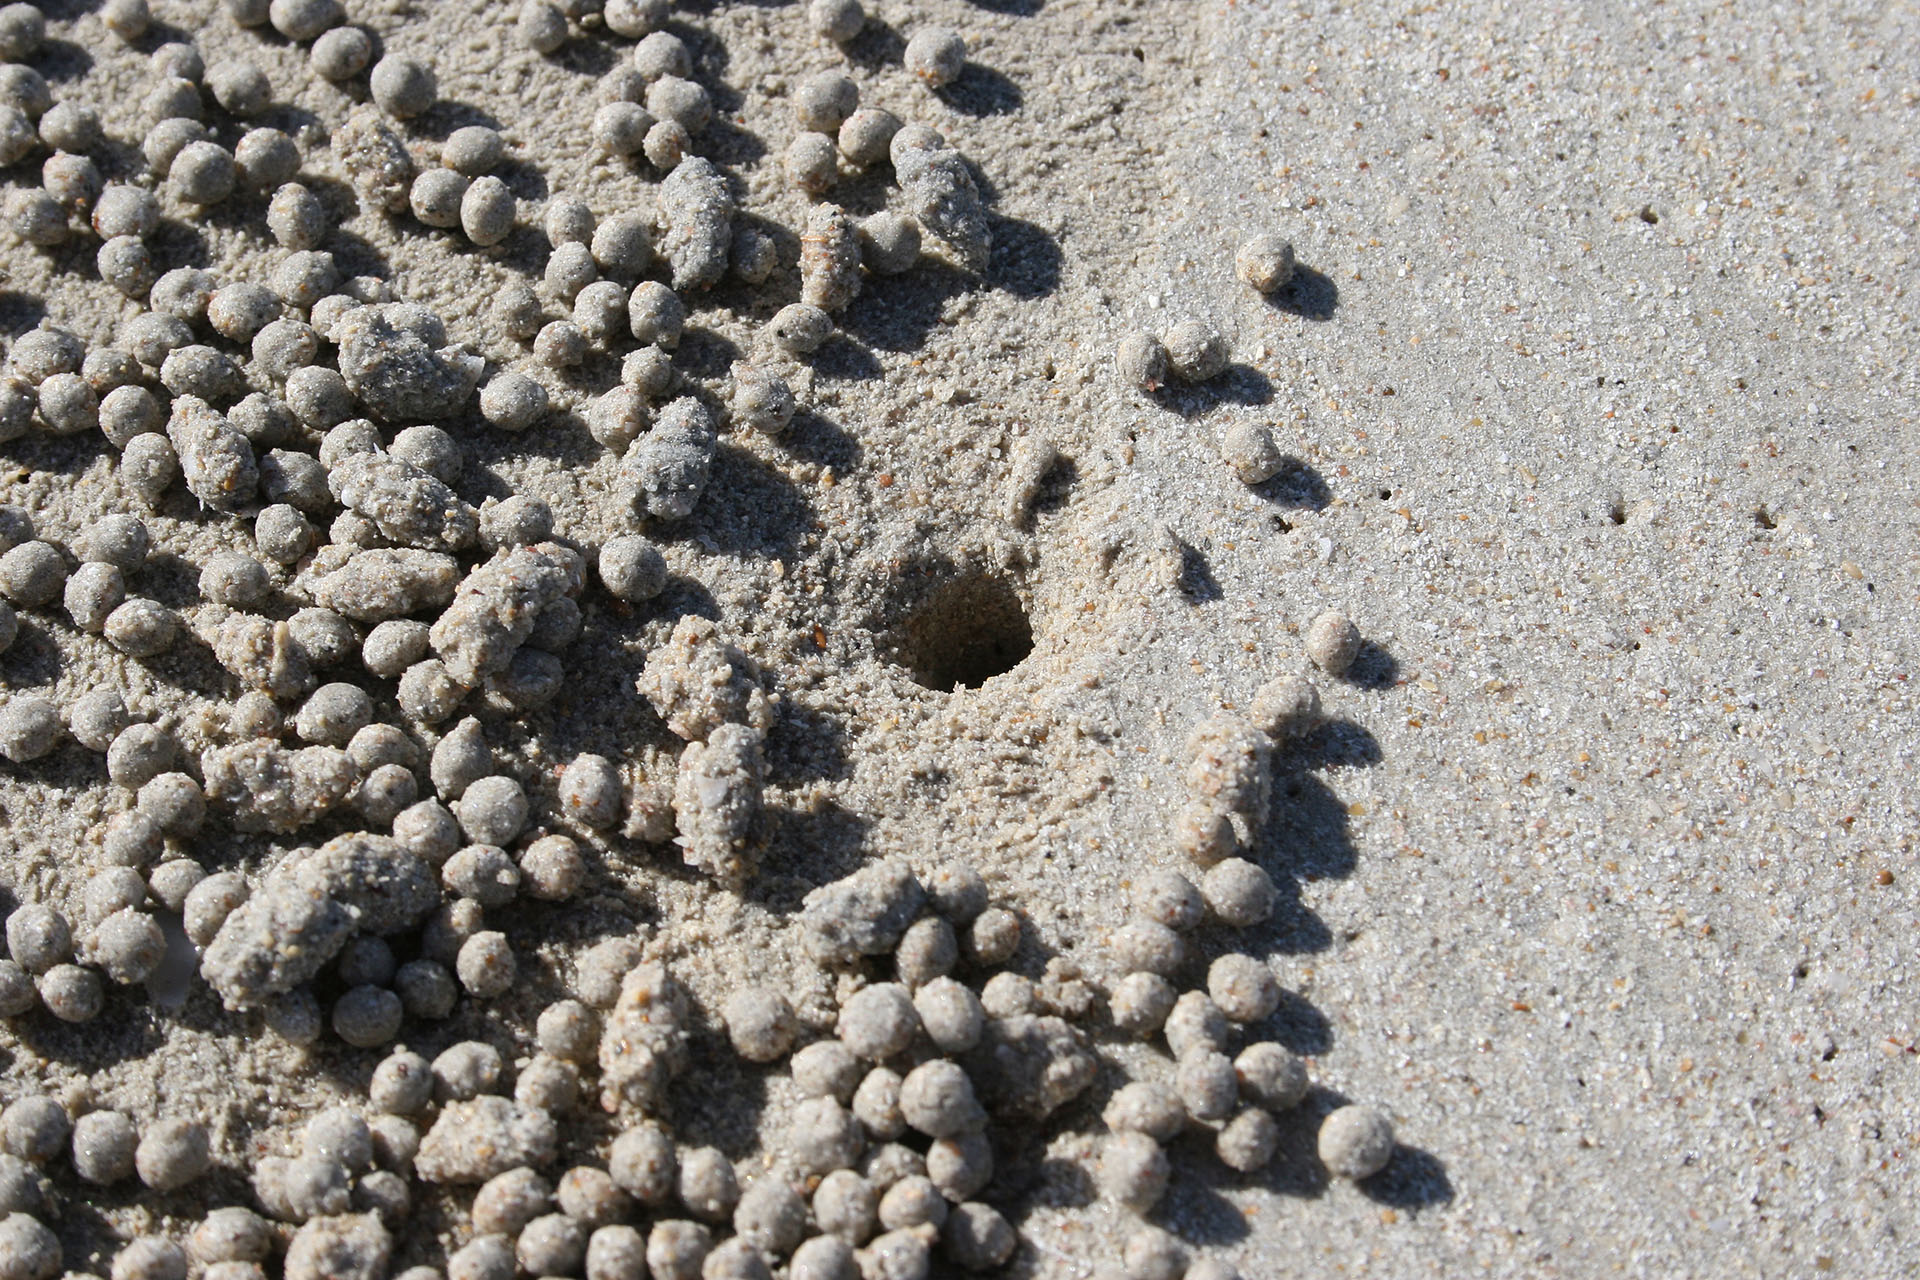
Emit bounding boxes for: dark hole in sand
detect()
[895,572,1034,691]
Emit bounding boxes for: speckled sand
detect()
[1,0,1915,1277]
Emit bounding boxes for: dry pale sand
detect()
[1,0,1916,1277]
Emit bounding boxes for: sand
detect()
[1,0,1916,1276]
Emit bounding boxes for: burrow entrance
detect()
[889,570,1035,691]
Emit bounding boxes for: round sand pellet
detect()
[848,1074,898,1143]
[38,964,101,1022]
[461,176,516,245]
[647,1219,710,1280]
[912,977,983,1053]
[1108,971,1176,1038]
[333,985,404,1047]
[808,0,864,43]
[789,1095,863,1177]
[837,108,899,168]
[1164,317,1228,382]
[978,972,1033,1019]
[894,916,956,988]
[1103,1081,1186,1143]
[87,910,165,984]
[412,168,468,228]
[1305,608,1362,674]
[766,303,831,355]
[270,0,343,42]
[794,73,858,135]
[207,59,272,117]
[925,1131,992,1202]
[474,370,545,441]
[627,281,684,348]
[599,535,668,601]
[1234,1041,1308,1111]
[724,987,797,1062]
[370,56,435,118]
[1201,858,1276,928]
[837,983,919,1061]
[677,1146,736,1221]
[1121,1226,1187,1280]
[1175,1051,1239,1123]
[1221,421,1284,484]
[1249,675,1323,740]
[965,907,1020,965]
[1163,990,1229,1060]
[444,125,505,176]
[594,101,652,157]
[1236,233,1296,293]
[606,0,670,36]
[850,1067,903,1142]
[859,211,920,275]
[0,697,60,764]
[1109,919,1183,976]
[645,75,709,133]
[1318,1104,1394,1180]
[170,140,236,204]
[0,1213,59,1280]
[809,1168,875,1246]
[66,571,127,637]
[311,25,372,80]
[586,1224,647,1280]
[72,1110,139,1185]
[0,1098,68,1166]
[904,28,966,88]
[942,1201,1014,1272]
[136,1118,210,1191]
[515,836,580,903]
[785,131,839,195]
[1217,1106,1280,1172]
[791,1040,862,1103]
[877,1175,944,1231]
[1207,953,1280,1022]
[643,118,687,169]
[898,1060,984,1139]
[1099,1132,1167,1212]
[236,127,302,191]
[98,0,150,40]
[457,930,515,998]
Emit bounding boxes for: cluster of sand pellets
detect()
[0,2,1399,1277]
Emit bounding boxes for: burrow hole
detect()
[894,572,1035,691]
